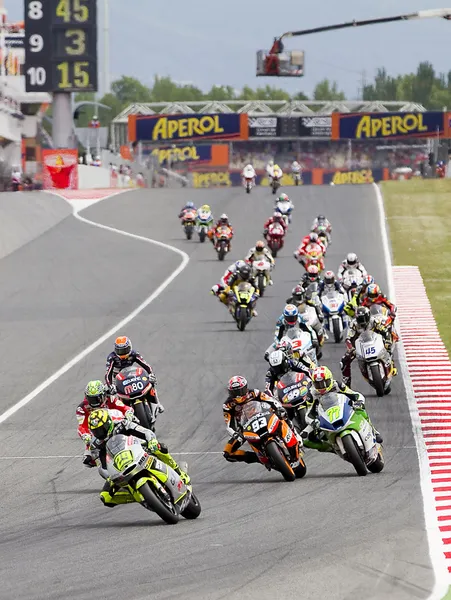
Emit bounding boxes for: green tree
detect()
[313,79,345,101]
[111,76,152,105]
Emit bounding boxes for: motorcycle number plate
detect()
[363,345,377,356]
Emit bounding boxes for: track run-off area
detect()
[0,184,441,600]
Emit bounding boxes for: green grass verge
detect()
[381,178,451,353]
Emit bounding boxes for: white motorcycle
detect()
[321,290,347,343]
[341,269,364,301]
[243,174,255,194]
[355,329,395,397]
[282,327,318,365]
[252,257,272,296]
[275,200,293,225]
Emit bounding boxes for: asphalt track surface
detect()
[0,186,434,600]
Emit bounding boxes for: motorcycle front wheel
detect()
[266,440,296,481]
[370,363,385,397]
[140,482,179,524]
[342,434,367,476]
[133,401,153,430]
[181,492,202,519]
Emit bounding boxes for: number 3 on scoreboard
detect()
[57,61,90,89]
[56,0,89,23]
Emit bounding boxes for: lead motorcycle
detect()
[239,399,306,481]
[105,433,201,524]
[313,392,384,476]
[181,209,197,240]
[115,366,161,431]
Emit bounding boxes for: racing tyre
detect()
[238,312,247,331]
[367,450,385,473]
[218,242,227,261]
[140,483,179,524]
[266,441,296,481]
[332,318,342,343]
[342,434,367,476]
[134,401,152,430]
[257,273,265,297]
[370,363,385,397]
[294,458,307,479]
[271,247,278,258]
[181,493,202,519]
[246,186,251,194]
[186,228,193,240]
[199,229,206,243]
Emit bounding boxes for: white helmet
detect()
[346,252,358,266]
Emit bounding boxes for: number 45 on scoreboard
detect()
[24,0,98,93]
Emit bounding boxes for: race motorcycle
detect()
[293,172,302,186]
[181,209,197,240]
[276,371,312,432]
[196,208,212,243]
[239,399,306,481]
[271,175,281,194]
[313,391,384,476]
[251,257,272,296]
[315,225,329,251]
[115,366,161,431]
[355,326,395,397]
[105,433,201,524]
[295,242,325,272]
[231,282,256,331]
[265,222,285,257]
[214,225,233,261]
[275,199,293,225]
[266,326,318,365]
[321,290,347,343]
[294,296,326,347]
[243,175,255,194]
[341,268,364,301]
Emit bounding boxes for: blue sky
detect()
[8,0,451,98]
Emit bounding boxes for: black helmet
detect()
[324,270,335,286]
[239,264,251,281]
[355,306,371,330]
[114,336,132,359]
[269,350,289,376]
[317,215,326,221]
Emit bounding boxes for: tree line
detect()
[73,61,451,130]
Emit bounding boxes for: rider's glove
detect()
[81,433,92,446]
[147,438,159,453]
[211,284,219,295]
[107,384,117,396]
[156,403,165,414]
[350,398,364,410]
[124,409,134,421]
[148,373,157,385]
[232,431,244,443]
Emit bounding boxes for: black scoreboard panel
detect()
[25,0,98,93]
[278,116,300,138]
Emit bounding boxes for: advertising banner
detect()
[129,113,248,143]
[149,144,229,166]
[322,168,389,185]
[299,116,331,138]
[42,149,78,189]
[248,116,279,137]
[332,111,445,140]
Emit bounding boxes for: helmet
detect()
[114,336,132,359]
[355,306,371,331]
[269,350,289,376]
[201,204,210,212]
[309,233,319,243]
[238,264,251,281]
[292,284,305,304]
[346,252,358,266]
[255,240,265,252]
[306,265,320,282]
[283,304,299,327]
[219,213,229,225]
[269,160,274,167]
[88,408,114,440]
[186,201,194,209]
[275,339,294,359]
[85,380,107,409]
[363,275,374,287]
[227,375,248,405]
[317,214,326,221]
[312,366,334,395]
[234,259,246,270]
[367,283,380,302]
[278,193,289,202]
[324,270,335,286]
[274,164,280,171]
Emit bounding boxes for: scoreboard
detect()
[24,0,98,93]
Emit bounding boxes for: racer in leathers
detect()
[105,336,165,413]
[275,192,294,223]
[318,270,345,298]
[360,283,399,344]
[344,274,376,317]
[265,159,275,179]
[87,409,190,507]
[337,252,367,280]
[272,304,317,351]
[211,259,247,302]
[208,213,234,247]
[311,215,332,236]
[196,204,214,233]
[302,365,383,450]
[245,240,275,285]
[265,343,315,394]
[340,306,397,387]
[299,264,322,292]
[77,380,134,467]
[272,164,283,180]
[263,212,288,237]
[242,163,256,183]
[223,375,297,466]
[287,283,324,325]
[178,201,196,220]
[291,160,302,177]
[294,232,326,264]
[225,263,259,316]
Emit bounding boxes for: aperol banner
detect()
[129,113,248,143]
[332,111,446,140]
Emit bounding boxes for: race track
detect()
[0,186,434,600]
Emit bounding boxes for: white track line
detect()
[0,452,222,460]
[375,182,449,599]
[0,190,189,426]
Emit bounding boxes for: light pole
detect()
[103,0,110,95]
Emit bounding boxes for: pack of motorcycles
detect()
[85,194,390,524]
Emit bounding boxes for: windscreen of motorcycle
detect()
[115,366,153,400]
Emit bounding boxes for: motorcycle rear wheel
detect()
[186,229,192,240]
[370,364,385,397]
[140,482,179,524]
[181,492,202,519]
[266,440,296,481]
[134,401,153,430]
[342,434,367,476]
[367,451,384,473]
[199,230,206,243]
[218,242,226,261]
[258,273,265,297]
[332,319,342,343]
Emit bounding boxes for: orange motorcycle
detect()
[214,225,233,261]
